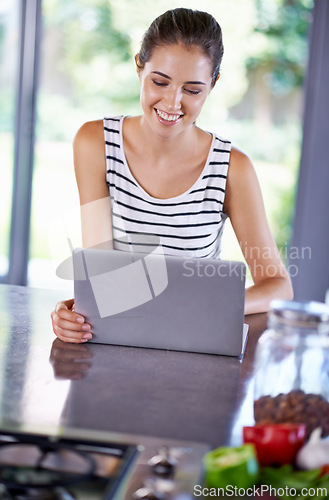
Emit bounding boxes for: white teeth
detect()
[156,109,181,121]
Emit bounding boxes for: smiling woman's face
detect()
[137,43,214,139]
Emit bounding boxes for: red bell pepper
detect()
[243,423,306,466]
[320,465,329,477]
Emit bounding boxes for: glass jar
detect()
[253,300,329,438]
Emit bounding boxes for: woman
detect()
[51,8,293,343]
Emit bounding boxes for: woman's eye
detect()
[185,88,201,95]
[152,80,167,87]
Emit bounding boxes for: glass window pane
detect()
[30,0,138,290]
[0,1,19,278]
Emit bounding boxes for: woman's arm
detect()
[52,120,111,342]
[73,120,113,249]
[224,147,293,315]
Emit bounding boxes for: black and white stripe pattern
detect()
[104,116,231,259]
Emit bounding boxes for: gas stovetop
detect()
[0,425,208,499]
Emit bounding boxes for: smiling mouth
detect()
[155,109,183,122]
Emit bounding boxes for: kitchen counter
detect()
[0,284,267,448]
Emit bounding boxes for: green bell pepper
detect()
[203,444,259,489]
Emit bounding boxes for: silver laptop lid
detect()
[74,247,246,356]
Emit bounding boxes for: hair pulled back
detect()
[138,8,224,87]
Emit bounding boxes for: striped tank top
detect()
[104,116,231,259]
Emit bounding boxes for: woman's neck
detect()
[129,115,201,164]
[122,114,212,199]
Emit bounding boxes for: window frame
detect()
[289,0,329,301]
[1,0,42,285]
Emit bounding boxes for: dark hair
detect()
[138,8,224,87]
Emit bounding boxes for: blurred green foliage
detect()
[248,0,313,95]
[246,0,313,252]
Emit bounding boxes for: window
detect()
[4,0,321,298]
[29,0,312,290]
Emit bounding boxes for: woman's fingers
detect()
[52,314,89,333]
[52,323,92,343]
[51,299,93,343]
[55,299,85,324]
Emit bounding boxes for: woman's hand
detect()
[51,299,93,343]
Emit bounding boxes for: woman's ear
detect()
[135,53,142,77]
[212,73,220,88]
[210,73,220,91]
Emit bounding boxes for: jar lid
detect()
[270,299,329,325]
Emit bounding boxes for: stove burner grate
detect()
[0,483,76,500]
[0,441,95,491]
[0,431,139,500]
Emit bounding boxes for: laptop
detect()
[73,246,247,357]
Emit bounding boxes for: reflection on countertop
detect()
[49,338,93,380]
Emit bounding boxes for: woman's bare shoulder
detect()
[74,119,104,150]
[73,120,105,173]
[229,146,254,175]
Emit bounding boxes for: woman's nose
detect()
[164,89,182,111]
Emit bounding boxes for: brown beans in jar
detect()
[254,390,329,439]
